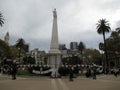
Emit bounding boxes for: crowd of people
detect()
[0,64,120,81]
[68,65,120,81]
[0,63,17,80]
[85,66,97,79]
[68,66,98,81]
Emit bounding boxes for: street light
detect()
[18,47,20,63]
[88,55,91,65]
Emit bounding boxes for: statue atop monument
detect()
[53,8,57,18]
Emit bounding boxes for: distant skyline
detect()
[0,0,120,52]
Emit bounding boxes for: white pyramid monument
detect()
[48,9,61,78]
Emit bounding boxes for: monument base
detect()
[48,53,61,78]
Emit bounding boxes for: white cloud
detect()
[0,0,120,51]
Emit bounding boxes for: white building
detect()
[30,48,46,64]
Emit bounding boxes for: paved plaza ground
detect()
[0,74,120,90]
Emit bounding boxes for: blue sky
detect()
[0,0,120,52]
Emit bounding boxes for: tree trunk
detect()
[103,32,108,70]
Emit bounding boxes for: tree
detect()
[78,41,86,55]
[96,19,111,68]
[16,38,26,62]
[10,46,20,59]
[0,39,11,63]
[23,56,35,64]
[0,12,4,27]
[16,38,25,48]
[105,27,120,67]
[99,42,104,51]
[84,49,101,65]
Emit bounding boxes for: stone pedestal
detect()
[48,54,61,77]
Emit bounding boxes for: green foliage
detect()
[0,39,11,59]
[62,55,82,65]
[0,12,4,27]
[96,19,111,67]
[84,49,101,64]
[106,27,120,53]
[84,49,100,57]
[58,66,80,76]
[23,56,35,64]
[105,27,120,66]
[16,38,25,49]
[97,19,111,35]
[15,38,26,56]
[78,41,86,55]
[17,69,32,76]
[99,42,104,51]
[10,46,19,58]
[58,67,69,76]
[9,46,26,61]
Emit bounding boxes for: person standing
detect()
[86,67,91,78]
[113,68,118,77]
[11,63,17,80]
[92,66,97,79]
[69,67,74,81]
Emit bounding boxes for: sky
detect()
[0,0,120,52]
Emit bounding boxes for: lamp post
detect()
[88,55,91,65]
[18,47,20,63]
[83,56,85,66]
[0,58,4,74]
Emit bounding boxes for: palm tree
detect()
[96,19,111,68]
[0,12,4,27]
[16,38,25,62]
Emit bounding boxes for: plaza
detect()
[0,74,120,90]
[1,1,120,90]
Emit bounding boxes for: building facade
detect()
[70,42,78,51]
